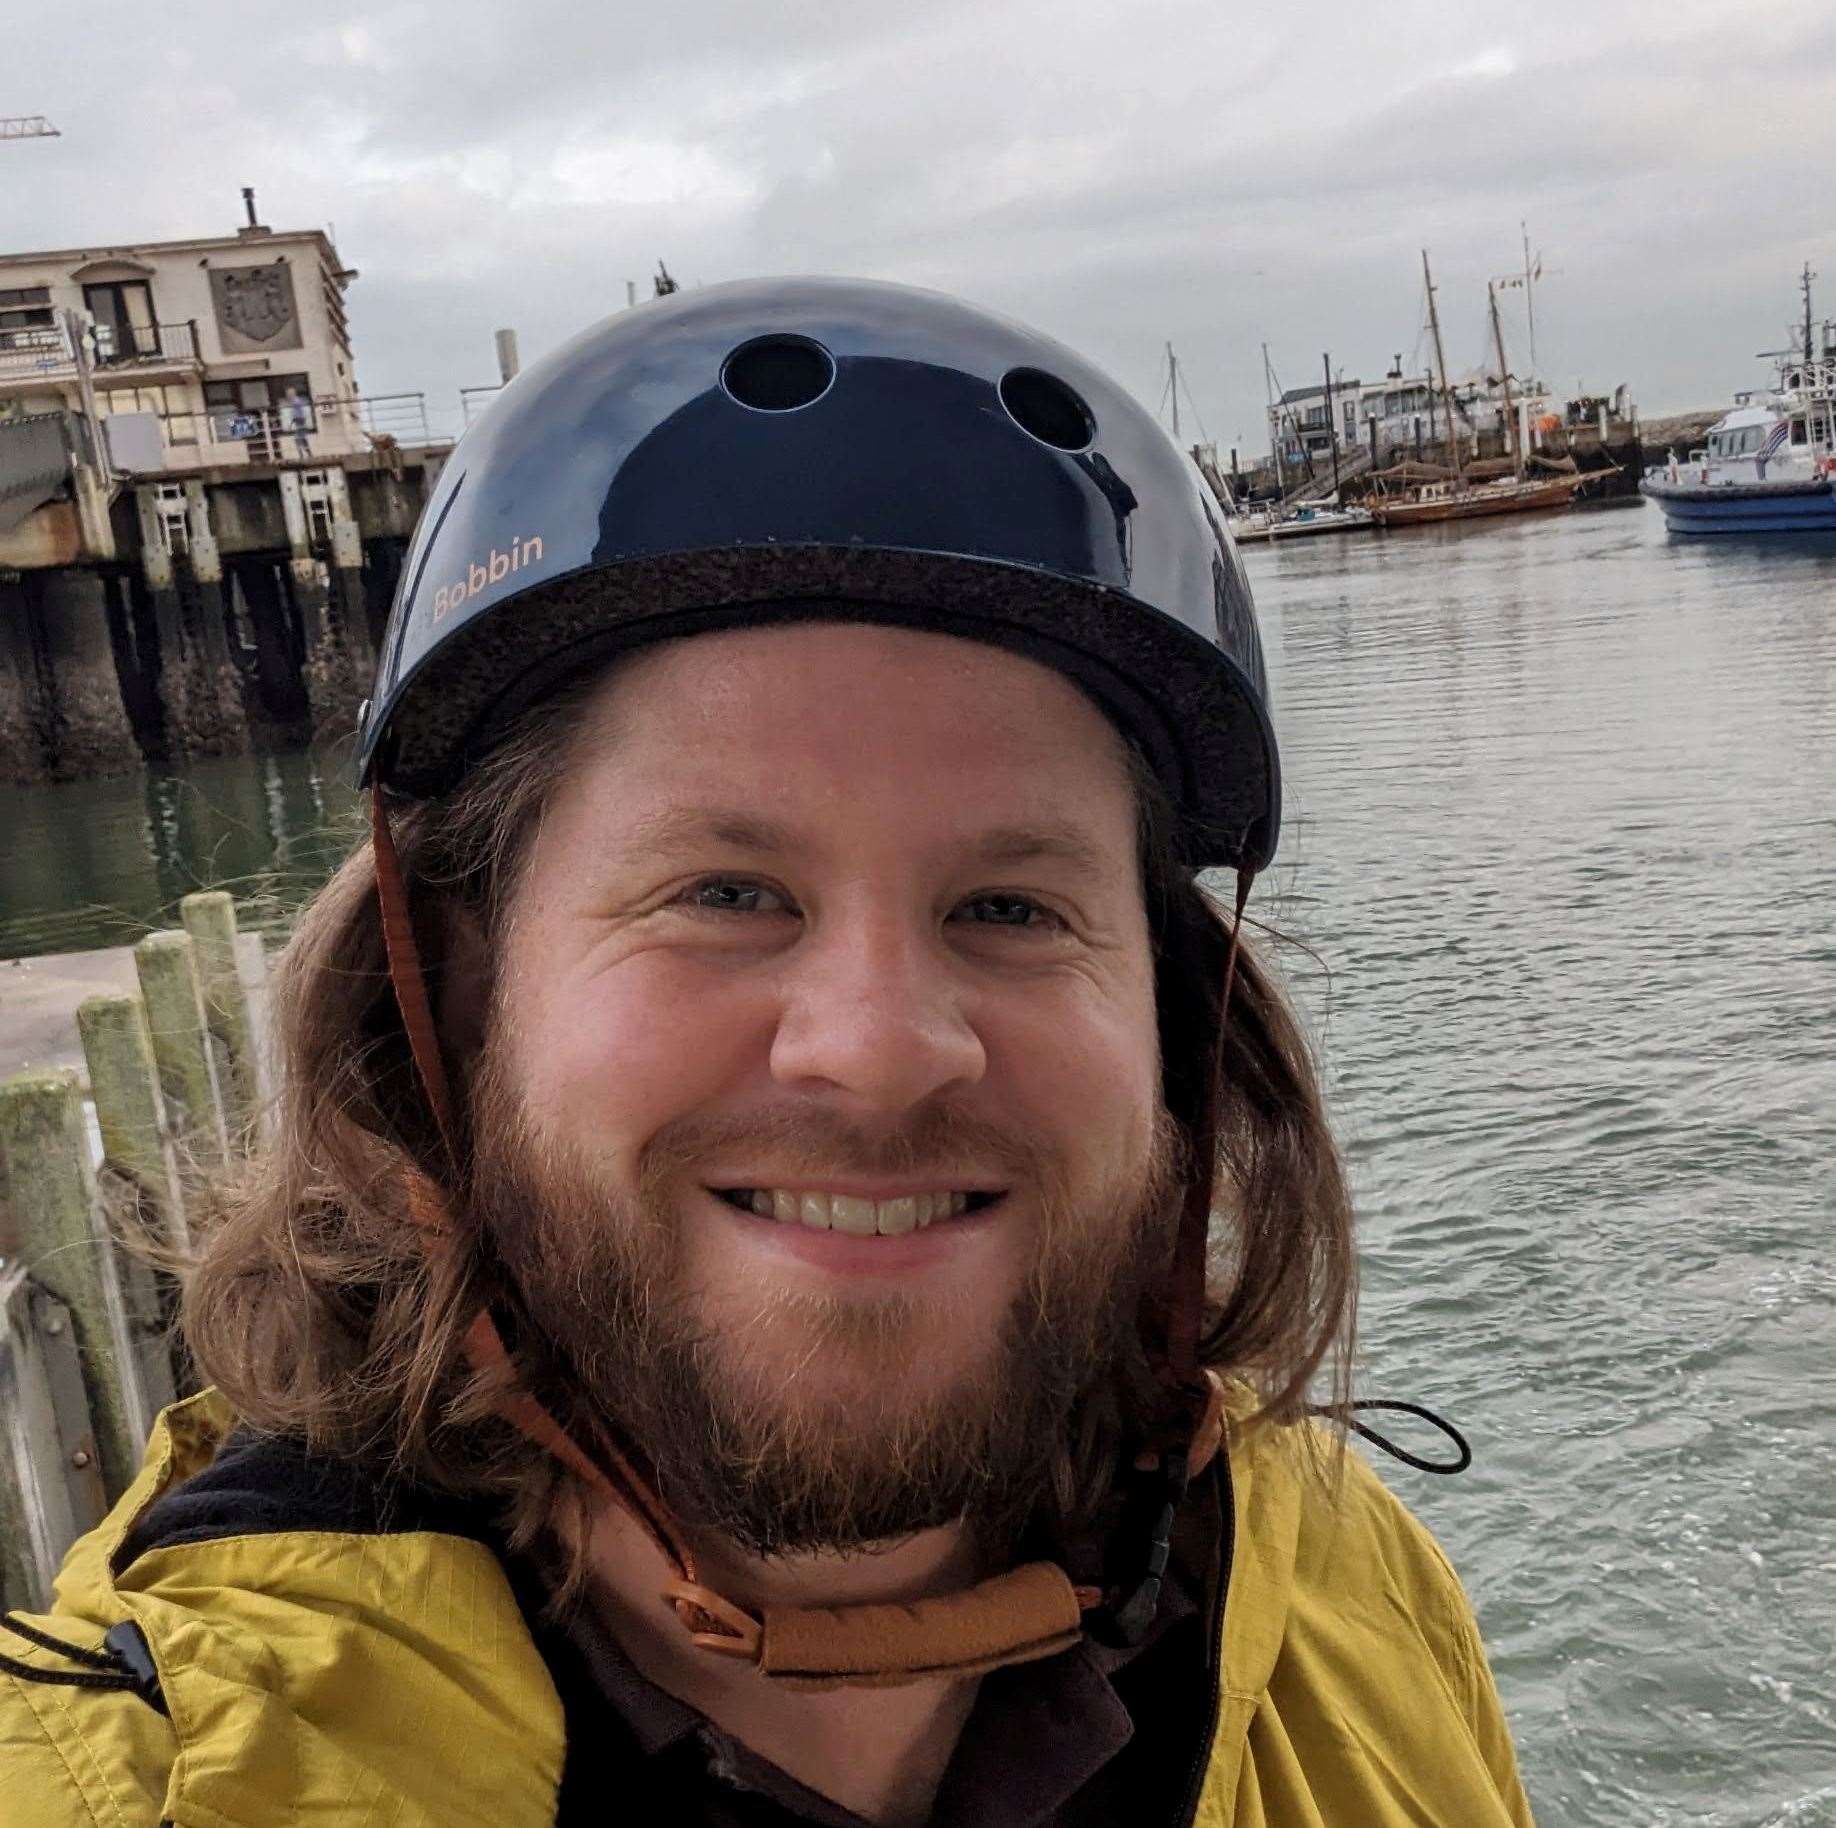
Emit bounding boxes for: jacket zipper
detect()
[1173,1453,1235,1827]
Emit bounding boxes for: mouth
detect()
[711,1187,1005,1238]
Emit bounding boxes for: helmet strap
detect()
[1157,862,1254,1396]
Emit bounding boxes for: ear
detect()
[437,900,492,1064]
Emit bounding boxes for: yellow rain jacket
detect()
[0,1392,1534,1826]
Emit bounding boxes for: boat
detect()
[1364,254,1595,529]
[1220,347,1376,543]
[1268,501,1374,538]
[1367,471,1590,527]
[1639,267,1836,535]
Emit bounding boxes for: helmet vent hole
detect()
[998,366,1094,451]
[721,335,836,412]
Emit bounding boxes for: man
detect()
[282,383,312,459]
[1,280,1533,1827]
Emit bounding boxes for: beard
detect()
[463,1046,1179,1561]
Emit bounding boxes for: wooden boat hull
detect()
[1367,475,1589,527]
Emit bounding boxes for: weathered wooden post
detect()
[77,993,186,1249]
[133,929,229,1166]
[180,890,263,1142]
[76,992,188,1408]
[0,1070,152,1502]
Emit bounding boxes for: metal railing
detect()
[0,322,79,384]
[354,391,446,447]
[460,383,503,425]
[100,392,451,475]
[92,320,200,369]
[0,320,202,386]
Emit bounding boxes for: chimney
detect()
[238,186,272,238]
[494,328,521,385]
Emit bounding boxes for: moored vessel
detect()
[1641,267,1836,535]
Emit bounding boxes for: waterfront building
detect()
[0,196,449,786]
[0,205,373,487]
[1269,362,1588,479]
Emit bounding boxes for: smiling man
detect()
[1,281,1533,1828]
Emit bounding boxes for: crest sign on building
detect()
[210,260,302,354]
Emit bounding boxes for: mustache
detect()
[635,1102,1056,1197]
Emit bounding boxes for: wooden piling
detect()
[0,1070,151,1500]
[133,929,229,1165]
[77,992,186,1250]
[180,890,263,1142]
[75,992,188,1410]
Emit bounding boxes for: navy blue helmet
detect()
[357,277,1280,870]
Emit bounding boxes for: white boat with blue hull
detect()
[1642,270,1836,535]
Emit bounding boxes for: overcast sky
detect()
[11,0,1835,443]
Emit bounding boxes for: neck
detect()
[569,1497,987,1828]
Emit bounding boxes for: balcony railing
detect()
[102,392,453,475]
[91,320,200,370]
[0,323,80,385]
[0,318,201,387]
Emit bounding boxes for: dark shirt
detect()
[528,1556,1215,1828]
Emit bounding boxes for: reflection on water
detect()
[1249,507,1836,1828]
[0,745,362,957]
[2,505,1832,1824]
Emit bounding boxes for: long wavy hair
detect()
[182,672,1356,1562]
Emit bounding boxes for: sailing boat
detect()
[1366,254,1593,528]
[1228,344,1373,542]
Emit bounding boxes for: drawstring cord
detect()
[1308,1399,1473,1475]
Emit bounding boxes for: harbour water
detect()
[1,504,1832,1822]
[1253,508,1836,1827]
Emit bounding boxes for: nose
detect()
[768,906,986,1114]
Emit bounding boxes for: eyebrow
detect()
[620,809,1110,876]
[621,808,796,856]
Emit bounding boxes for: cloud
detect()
[8,0,1834,435]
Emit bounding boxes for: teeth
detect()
[877,1196,919,1237]
[731,1189,982,1234]
[830,1195,878,1237]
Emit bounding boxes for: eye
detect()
[679,877,795,915]
[953,893,1062,930]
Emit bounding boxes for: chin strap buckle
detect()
[1088,1370,1226,1649]
[1089,1439,1193,1648]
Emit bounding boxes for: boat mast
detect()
[1423,248,1463,481]
[1522,221,1538,377]
[1803,262,1817,369]
[1263,341,1286,502]
[1167,342,1181,443]
[1489,281,1522,480]
[1322,351,1342,498]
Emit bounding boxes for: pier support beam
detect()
[134,486,244,759]
[36,571,139,776]
[0,569,138,782]
[183,481,249,745]
[0,572,52,783]
[279,470,364,737]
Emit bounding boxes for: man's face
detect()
[471,623,1168,1553]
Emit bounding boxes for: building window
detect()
[0,284,55,350]
[203,371,315,448]
[84,281,158,361]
